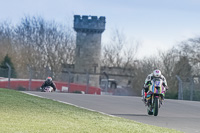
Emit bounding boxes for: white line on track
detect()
[23,92,118,118]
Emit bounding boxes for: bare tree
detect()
[173,56,192,79]
[0,21,14,62]
[122,40,139,68]
[179,38,200,63]
[0,16,76,79]
[101,29,139,68]
[159,48,179,78]
[176,37,200,76]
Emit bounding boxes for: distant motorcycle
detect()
[142,78,166,116]
[41,86,54,92]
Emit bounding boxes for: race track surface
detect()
[25,91,200,133]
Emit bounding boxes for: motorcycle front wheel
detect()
[153,97,159,116]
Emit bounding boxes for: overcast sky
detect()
[0,0,200,58]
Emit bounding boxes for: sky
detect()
[0,0,200,59]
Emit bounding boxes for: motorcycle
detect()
[142,78,166,116]
[41,86,54,92]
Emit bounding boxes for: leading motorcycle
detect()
[142,78,166,116]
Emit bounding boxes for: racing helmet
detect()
[153,69,161,78]
[46,77,52,84]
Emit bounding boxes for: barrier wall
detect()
[0,78,101,95]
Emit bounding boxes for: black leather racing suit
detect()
[41,81,57,91]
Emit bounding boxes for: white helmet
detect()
[153,69,161,78]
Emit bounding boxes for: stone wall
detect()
[100,67,134,87]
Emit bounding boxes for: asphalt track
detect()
[25,91,200,133]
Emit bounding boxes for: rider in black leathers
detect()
[41,77,57,92]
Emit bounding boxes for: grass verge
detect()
[0,88,182,133]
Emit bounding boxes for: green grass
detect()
[0,88,182,133]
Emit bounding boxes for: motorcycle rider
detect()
[143,69,168,102]
[41,77,57,92]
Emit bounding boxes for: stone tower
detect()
[73,15,106,87]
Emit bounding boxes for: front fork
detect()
[149,95,161,111]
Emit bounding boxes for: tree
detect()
[101,29,139,68]
[173,56,192,80]
[0,21,14,62]
[13,16,75,79]
[156,48,179,98]
[176,37,200,77]
[0,54,17,78]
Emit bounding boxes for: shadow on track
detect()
[111,114,148,117]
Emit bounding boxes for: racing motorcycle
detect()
[142,78,166,116]
[41,86,54,92]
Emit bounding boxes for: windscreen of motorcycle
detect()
[149,79,163,94]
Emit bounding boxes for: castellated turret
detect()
[73,15,106,88]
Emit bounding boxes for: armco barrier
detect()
[0,78,101,95]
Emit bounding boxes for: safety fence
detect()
[176,75,200,101]
[0,64,144,96]
[0,66,101,95]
